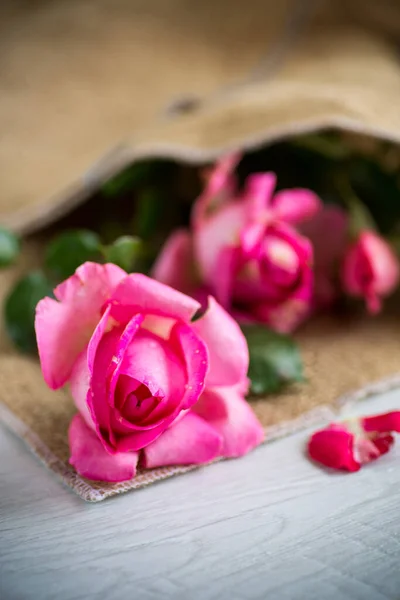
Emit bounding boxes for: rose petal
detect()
[83,309,144,451]
[69,350,94,431]
[35,262,126,389]
[211,245,239,308]
[193,201,245,282]
[192,153,240,227]
[68,414,139,482]
[107,273,200,324]
[244,173,276,220]
[169,321,209,409]
[308,427,361,472]
[192,296,249,387]
[362,411,400,433]
[272,188,321,224]
[106,313,144,408]
[193,385,264,457]
[86,306,122,451]
[110,329,187,451]
[151,229,197,295]
[142,411,223,468]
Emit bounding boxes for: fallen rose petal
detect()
[308,413,400,472]
[362,410,400,433]
[69,414,139,482]
[308,426,363,472]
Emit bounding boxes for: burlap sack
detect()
[1,0,400,500]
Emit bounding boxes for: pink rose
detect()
[35,262,264,482]
[308,411,400,472]
[154,158,322,333]
[341,230,400,314]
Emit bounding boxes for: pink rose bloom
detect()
[154,157,322,333]
[308,411,400,472]
[341,230,400,314]
[35,262,264,482]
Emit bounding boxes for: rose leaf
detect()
[4,271,53,353]
[242,325,304,395]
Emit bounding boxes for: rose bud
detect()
[341,230,400,314]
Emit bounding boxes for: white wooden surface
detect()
[1,390,400,600]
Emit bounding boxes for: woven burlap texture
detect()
[2,0,400,233]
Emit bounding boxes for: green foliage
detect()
[0,228,20,267]
[45,229,101,280]
[4,271,53,353]
[102,236,142,271]
[135,188,164,240]
[101,163,154,197]
[242,325,304,395]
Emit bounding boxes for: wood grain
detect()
[1,390,399,600]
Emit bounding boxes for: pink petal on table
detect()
[192,296,249,387]
[193,385,264,458]
[308,426,361,472]
[142,411,222,468]
[107,273,200,324]
[35,262,126,389]
[362,411,400,433]
[69,414,139,482]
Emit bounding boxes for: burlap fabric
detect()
[1,0,400,501]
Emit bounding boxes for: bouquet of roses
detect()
[2,132,400,481]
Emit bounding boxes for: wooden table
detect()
[1,390,399,600]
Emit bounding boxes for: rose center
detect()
[116,377,162,424]
[264,238,299,274]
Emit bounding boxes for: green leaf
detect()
[135,188,164,239]
[0,228,20,267]
[102,163,154,197]
[242,325,304,395]
[102,236,142,271]
[4,271,53,353]
[45,229,101,281]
